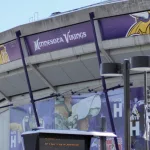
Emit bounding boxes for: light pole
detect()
[100,56,150,150]
[130,56,150,150]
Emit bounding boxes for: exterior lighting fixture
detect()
[100,56,150,150]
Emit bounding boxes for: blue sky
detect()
[0,0,104,32]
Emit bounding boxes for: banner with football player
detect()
[9,99,55,150]
[9,87,150,150]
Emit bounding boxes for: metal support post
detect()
[144,71,149,150]
[0,104,13,109]
[89,12,119,150]
[16,31,40,127]
[100,137,106,150]
[123,59,130,150]
[100,117,107,150]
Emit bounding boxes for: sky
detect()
[0,0,107,32]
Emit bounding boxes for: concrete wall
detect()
[0,0,150,44]
[0,110,10,150]
[0,0,149,74]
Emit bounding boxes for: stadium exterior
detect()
[1,0,150,149]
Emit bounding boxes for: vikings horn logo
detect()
[127,11,150,37]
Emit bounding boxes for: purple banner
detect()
[54,90,123,138]
[26,22,94,55]
[10,99,55,150]
[99,11,150,40]
[9,87,150,150]
[0,40,21,64]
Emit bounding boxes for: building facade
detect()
[1,0,150,149]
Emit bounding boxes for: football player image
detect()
[130,98,144,122]
[10,106,44,133]
[55,96,72,129]
[68,94,101,131]
[67,94,102,150]
[130,97,148,150]
[10,106,44,150]
[22,106,44,131]
[10,100,55,150]
[127,11,150,37]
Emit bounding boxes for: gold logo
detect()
[0,45,10,64]
[127,11,150,37]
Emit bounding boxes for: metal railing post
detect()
[16,31,40,127]
[89,12,119,150]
